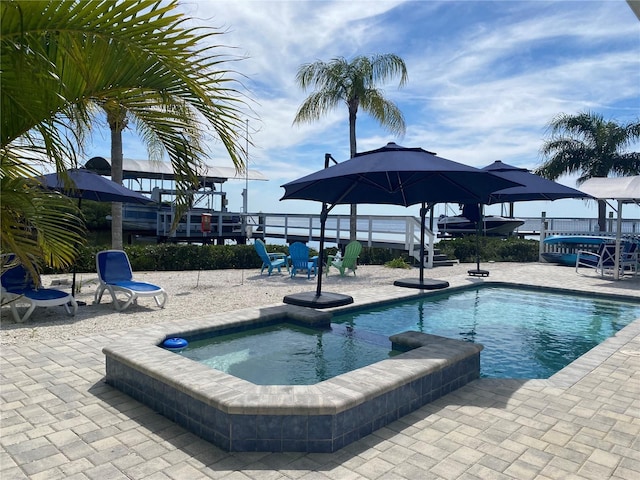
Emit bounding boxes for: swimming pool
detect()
[103,282,639,452]
[332,285,640,378]
[180,323,398,385]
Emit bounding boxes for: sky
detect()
[88,0,640,221]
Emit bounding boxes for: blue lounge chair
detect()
[254,239,287,275]
[94,250,167,311]
[289,242,317,279]
[1,257,77,322]
[326,240,362,277]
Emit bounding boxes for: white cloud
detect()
[85,0,640,219]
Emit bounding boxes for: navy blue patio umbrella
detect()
[37,168,154,299]
[462,160,594,276]
[38,168,153,205]
[280,143,521,307]
[482,160,592,205]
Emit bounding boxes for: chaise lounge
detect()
[1,257,77,322]
[94,250,167,311]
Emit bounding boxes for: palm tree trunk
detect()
[349,108,358,242]
[597,199,607,232]
[107,107,127,250]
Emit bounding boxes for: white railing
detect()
[254,213,436,268]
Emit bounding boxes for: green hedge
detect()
[42,238,538,274]
[436,237,539,263]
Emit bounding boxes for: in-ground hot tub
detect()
[103,303,482,452]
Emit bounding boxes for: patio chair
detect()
[327,241,362,277]
[575,242,619,277]
[620,241,638,276]
[288,242,317,279]
[1,256,77,322]
[254,239,287,275]
[576,240,638,278]
[94,250,167,311]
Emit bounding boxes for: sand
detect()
[0,264,428,346]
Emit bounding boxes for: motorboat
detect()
[437,214,525,237]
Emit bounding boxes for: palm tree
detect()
[293,54,408,241]
[2,0,248,269]
[536,111,640,231]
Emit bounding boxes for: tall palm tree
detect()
[293,54,408,241]
[536,111,640,231]
[1,0,248,269]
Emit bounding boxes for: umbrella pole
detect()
[393,203,449,291]
[468,203,489,277]
[315,204,328,297]
[419,202,426,284]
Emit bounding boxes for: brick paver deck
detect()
[1,263,638,479]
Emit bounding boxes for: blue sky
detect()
[91,0,640,220]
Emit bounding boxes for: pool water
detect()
[333,286,640,378]
[180,323,399,385]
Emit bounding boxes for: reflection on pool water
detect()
[180,323,398,385]
[332,286,640,378]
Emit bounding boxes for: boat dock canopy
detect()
[84,157,267,183]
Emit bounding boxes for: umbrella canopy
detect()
[35,168,153,299]
[281,143,521,206]
[280,143,521,306]
[37,168,153,205]
[481,160,593,204]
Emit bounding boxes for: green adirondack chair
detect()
[327,241,362,277]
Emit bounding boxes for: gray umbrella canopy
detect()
[280,143,521,306]
[282,143,520,206]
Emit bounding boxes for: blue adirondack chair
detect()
[288,242,317,279]
[254,239,287,275]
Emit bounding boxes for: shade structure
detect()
[579,176,640,280]
[280,143,521,305]
[482,160,593,204]
[38,168,153,205]
[36,168,154,298]
[282,143,521,207]
[465,160,596,276]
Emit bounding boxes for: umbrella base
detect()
[283,291,354,309]
[468,269,490,277]
[393,278,450,290]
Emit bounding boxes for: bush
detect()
[436,237,539,263]
[41,237,539,275]
[384,257,411,269]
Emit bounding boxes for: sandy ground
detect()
[0,264,429,346]
[3,261,639,347]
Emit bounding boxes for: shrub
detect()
[41,237,539,275]
[384,257,411,269]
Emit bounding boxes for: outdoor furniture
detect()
[94,250,167,311]
[620,241,638,276]
[327,241,362,276]
[288,242,317,279]
[576,240,638,278]
[575,242,618,277]
[253,239,287,275]
[1,257,77,322]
